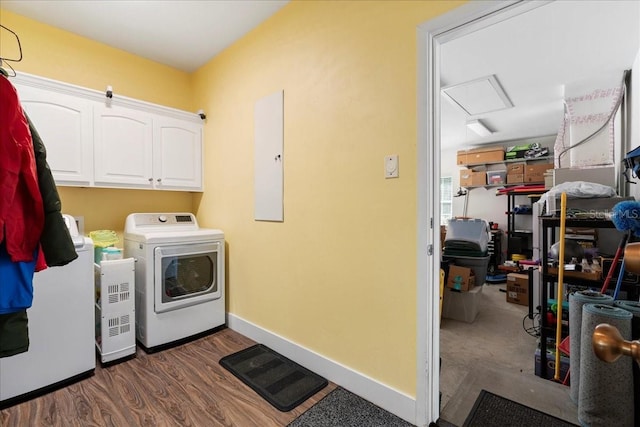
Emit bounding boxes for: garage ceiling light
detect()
[442,75,513,116]
[466,119,493,137]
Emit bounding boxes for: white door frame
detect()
[415,1,551,424]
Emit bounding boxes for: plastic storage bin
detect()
[442,284,483,323]
[443,254,491,285]
[486,170,507,185]
[445,218,490,253]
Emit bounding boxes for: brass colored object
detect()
[592,323,640,363]
[623,242,640,274]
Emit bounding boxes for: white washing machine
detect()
[0,214,95,406]
[124,213,225,351]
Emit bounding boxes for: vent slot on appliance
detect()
[107,314,131,337]
[108,316,120,337]
[107,282,132,304]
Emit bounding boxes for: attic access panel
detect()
[442,74,513,116]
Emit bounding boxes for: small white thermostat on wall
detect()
[385,155,399,178]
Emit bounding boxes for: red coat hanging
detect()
[0,75,45,269]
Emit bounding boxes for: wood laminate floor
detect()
[0,328,336,427]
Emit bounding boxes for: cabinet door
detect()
[153,117,203,191]
[94,105,153,188]
[14,84,93,185]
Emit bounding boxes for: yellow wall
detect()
[2,0,465,397]
[193,0,463,395]
[0,10,195,236]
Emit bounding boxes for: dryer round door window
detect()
[162,255,214,301]
[154,242,222,313]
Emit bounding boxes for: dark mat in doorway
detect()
[219,344,327,412]
[287,387,413,426]
[463,390,578,427]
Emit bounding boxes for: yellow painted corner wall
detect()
[192,0,464,396]
[0,10,195,236]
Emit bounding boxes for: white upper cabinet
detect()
[153,117,203,191]
[10,72,204,192]
[94,104,154,188]
[15,83,94,186]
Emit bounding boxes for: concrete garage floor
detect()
[438,284,579,426]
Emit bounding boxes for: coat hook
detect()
[275,154,281,161]
[105,85,113,99]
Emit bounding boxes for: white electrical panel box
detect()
[94,258,136,363]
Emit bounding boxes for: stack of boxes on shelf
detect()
[457,143,553,187]
[506,143,553,184]
[457,146,505,187]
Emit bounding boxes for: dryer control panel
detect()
[125,213,198,231]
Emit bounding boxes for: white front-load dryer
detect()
[124,212,225,351]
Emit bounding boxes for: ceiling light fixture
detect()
[466,119,493,137]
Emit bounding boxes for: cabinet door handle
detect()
[156,178,162,183]
[148,178,153,182]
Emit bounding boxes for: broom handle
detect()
[613,259,626,300]
[601,232,628,293]
[554,192,567,381]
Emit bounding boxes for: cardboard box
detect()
[442,285,483,323]
[457,146,504,165]
[460,169,486,187]
[447,265,475,291]
[524,163,553,183]
[506,273,529,305]
[506,162,525,175]
[507,174,524,184]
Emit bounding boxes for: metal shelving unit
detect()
[462,155,554,169]
[505,188,547,259]
[538,217,614,380]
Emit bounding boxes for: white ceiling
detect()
[1,0,289,72]
[2,1,639,149]
[441,1,640,149]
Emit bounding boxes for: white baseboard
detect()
[227,313,416,424]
